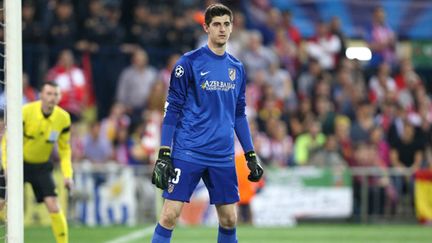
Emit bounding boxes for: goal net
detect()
[0,0,23,242]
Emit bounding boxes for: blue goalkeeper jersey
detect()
[165,45,248,166]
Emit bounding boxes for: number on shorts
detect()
[171,168,181,184]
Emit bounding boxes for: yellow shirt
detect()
[2,101,73,178]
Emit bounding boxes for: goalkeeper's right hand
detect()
[152,147,177,190]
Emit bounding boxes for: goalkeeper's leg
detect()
[204,164,239,243]
[152,159,203,242]
[152,199,184,243]
[216,203,238,243]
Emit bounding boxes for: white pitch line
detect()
[104,225,155,243]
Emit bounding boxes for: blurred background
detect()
[1,0,432,238]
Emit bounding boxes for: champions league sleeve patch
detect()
[174,65,184,78]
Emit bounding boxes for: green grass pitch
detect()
[4,224,432,243]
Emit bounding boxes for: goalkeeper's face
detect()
[204,15,232,47]
[40,84,61,112]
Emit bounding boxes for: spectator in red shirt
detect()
[46,49,87,121]
[281,10,301,46]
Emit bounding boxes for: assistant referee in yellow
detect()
[0,82,73,243]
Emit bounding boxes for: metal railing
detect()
[350,167,418,223]
[66,163,420,225]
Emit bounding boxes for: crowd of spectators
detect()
[0,0,431,217]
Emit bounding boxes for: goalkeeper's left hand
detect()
[245,151,264,182]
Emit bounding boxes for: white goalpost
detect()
[4,0,23,242]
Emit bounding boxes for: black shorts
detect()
[0,162,57,203]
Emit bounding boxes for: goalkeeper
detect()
[150,4,263,243]
[0,82,73,243]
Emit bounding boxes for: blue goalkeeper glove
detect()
[152,147,176,190]
[245,151,264,182]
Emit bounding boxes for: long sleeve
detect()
[57,120,73,179]
[161,58,191,147]
[234,66,254,153]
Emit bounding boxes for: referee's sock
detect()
[50,211,68,243]
[218,225,238,243]
[151,223,173,243]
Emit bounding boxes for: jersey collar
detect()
[203,45,227,59]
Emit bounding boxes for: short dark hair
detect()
[204,3,233,26]
[41,81,59,90]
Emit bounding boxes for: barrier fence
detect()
[16,163,430,226]
[350,167,417,223]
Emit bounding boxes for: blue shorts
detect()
[162,159,239,205]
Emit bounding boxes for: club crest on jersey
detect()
[168,183,175,193]
[228,68,236,81]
